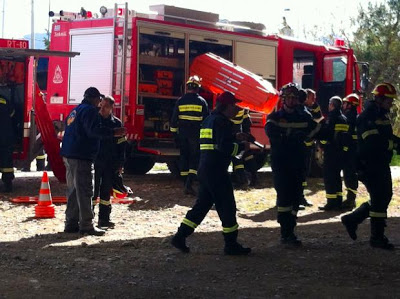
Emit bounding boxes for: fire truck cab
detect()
[45,4,368,175]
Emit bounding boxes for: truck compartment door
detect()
[69,30,113,104]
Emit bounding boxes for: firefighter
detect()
[0,94,15,192]
[297,88,314,208]
[92,96,127,228]
[170,75,209,196]
[61,87,126,236]
[340,93,360,210]
[319,96,351,211]
[265,83,319,246]
[304,88,323,122]
[231,108,258,188]
[171,92,251,255]
[342,83,399,250]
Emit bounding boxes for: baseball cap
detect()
[83,87,104,99]
[216,92,241,105]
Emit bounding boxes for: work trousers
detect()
[63,157,94,231]
[342,145,358,198]
[301,145,313,192]
[364,162,392,218]
[272,161,303,213]
[179,135,200,178]
[323,147,344,201]
[0,145,14,184]
[184,171,238,233]
[93,162,114,221]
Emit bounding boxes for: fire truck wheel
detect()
[124,156,155,175]
[166,161,180,178]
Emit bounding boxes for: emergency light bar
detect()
[49,9,93,20]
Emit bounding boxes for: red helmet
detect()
[111,187,127,199]
[343,93,360,106]
[371,83,397,99]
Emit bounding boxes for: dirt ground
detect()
[1,166,400,298]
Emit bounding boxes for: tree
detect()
[43,29,50,50]
[351,0,400,134]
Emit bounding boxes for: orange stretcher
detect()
[190,53,279,114]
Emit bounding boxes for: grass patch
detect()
[391,151,400,166]
[152,163,169,171]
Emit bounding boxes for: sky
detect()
[1,0,377,47]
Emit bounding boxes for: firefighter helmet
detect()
[371,83,397,99]
[111,172,132,199]
[112,187,128,199]
[280,83,300,99]
[343,93,360,106]
[186,75,202,88]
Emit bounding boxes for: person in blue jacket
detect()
[61,87,126,236]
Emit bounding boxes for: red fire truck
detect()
[45,4,368,175]
[0,38,78,182]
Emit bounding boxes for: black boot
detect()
[223,230,251,255]
[319,199,341,211]
[341,192,356,211]
[233,169,248,189]
[278,212,302,247]
[249,172,258,187]
[300,196,313,207]
[3,181,13,193]
[171,223,194,253]
[36,159,45,171]
[184,174,196,196]
[98,204,114,228]
[341,202,370,240]
[370,218,394,250]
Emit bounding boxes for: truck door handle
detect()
[154,31,171,36]
[204,38,219,43]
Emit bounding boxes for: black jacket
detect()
[265,107,319,169]
[60,99,114,161]
[0,96,15,146]
[319,108,351,152]
[198,110,245,177]
[95,114,126,169]
[170,92,209,137]
[357,101,396,164]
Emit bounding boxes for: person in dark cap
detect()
[171,91,251,255]
[61,87,126,236]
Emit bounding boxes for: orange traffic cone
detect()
[35,171,55,218]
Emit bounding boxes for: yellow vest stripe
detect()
[200,128,213,139]
[222,224,239,233]
[179,115,203,121]
[179,105,202,112]
[361,129,379,140]
[182,218,198,229]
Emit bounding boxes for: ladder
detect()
[112,2,132,124]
